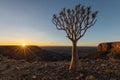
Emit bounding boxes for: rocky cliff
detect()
[97,42,120,53]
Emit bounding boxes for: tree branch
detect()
[52,4,98,42]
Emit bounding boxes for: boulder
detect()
[97,42,120,53]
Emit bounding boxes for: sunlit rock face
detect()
[97,42,120,53]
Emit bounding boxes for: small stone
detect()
[85,75,96,80]
[32,75,36,79]
[101,63,106,67]
[76,76,80,80]
[79,73,84,77]
[105,69,111,75]
[16,67,20,70]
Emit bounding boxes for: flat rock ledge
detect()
[97,42,120,53]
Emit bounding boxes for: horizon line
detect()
[0,44,97,47]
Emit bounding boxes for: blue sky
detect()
[0,0,120,46]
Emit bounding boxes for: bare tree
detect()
[52,4,98,71]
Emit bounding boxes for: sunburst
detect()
[13,44,35,60]
[21,43,27,47]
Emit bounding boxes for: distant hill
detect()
[0,46,71,61]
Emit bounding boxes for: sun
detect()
[21,43,27,47]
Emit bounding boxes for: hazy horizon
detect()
[0,44,97,47]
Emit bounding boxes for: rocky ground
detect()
[0,55,120,80]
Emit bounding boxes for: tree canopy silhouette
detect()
[52,3,98,71]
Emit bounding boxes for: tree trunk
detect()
[69,41,79,71]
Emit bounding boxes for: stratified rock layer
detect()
[97,42,120,53]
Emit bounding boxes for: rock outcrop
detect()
[97,42,120,53]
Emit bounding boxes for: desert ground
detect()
[0,46,120,80]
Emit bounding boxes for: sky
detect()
[0,0,120,46]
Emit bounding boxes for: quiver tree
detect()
[52,4,98,71]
